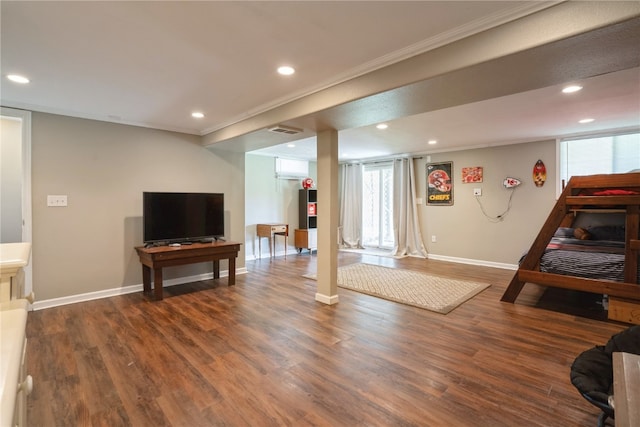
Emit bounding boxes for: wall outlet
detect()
[47,195,68,207]
[473,188,482,196]
[431,235,437,243]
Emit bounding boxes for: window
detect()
[559,132,640,188]
[362,162,394,248]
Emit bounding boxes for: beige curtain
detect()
[339,163,364,248]
[391,158,427,258]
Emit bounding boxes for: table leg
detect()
[142,265,151,293]
[269,236,273,260]
[213,260,220,279]
[258,236,261,260]
[228,257,236,285]
[153,268,163,300]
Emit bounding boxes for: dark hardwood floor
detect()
[26,252,627,426]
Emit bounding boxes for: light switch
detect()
[47,195,68,207]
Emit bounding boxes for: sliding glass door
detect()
[362,162,394,248]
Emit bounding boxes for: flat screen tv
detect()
[143,192,224,244]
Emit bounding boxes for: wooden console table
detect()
[256,223,288,260]
[135,241,241,300]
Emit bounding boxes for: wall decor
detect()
[503,177,522,188]
[301,177,314,189]
[427,161,453,205]
[462,166,483,183]
[532,159,547,187]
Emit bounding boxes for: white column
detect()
[315,129,339,305]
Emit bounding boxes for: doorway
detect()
[1,107,33,295]
[361,162,393,249]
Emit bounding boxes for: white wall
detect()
[31,112,245,301]
[244,154,317,259]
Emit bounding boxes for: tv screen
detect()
[143,192,224,244]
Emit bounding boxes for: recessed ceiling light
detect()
[428,140,437,145]
[376,123,388,130]
[562,85,583,94]
[287,143,295,148]
[7,74,29,84]
[277,66,295,76]
[579,118,594,124]
[191,112,204,118]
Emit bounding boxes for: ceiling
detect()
[2,1,639,162]
[253,67,640,161]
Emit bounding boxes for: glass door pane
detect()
[380,167,394,248]
[362,164,393,249]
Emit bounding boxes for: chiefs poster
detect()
[426,162,453,206]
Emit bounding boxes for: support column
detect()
[315,129,339,305]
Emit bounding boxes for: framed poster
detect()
[462,166,483,183]
[426,161,453,205]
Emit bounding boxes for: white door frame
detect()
[1,107,33,297]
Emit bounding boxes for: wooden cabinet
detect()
[295,228,317,253]
[0,243,33,426]
[0,242,32,302]
[1,299,31,427]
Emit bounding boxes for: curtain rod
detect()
[340,156,422,166]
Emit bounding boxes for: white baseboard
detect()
[245,248,297,261]
[32,268,248,311]
[315,293,339,305]
[247,248,517,270]
[427,254,518,271]
[32,253,513,311]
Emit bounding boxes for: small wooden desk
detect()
[256,224,288,260]
[135,241,241,300]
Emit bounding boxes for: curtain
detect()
[391,158,427,258]
[339,163,363,248]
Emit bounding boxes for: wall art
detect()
[462,166,483,183]
[427,161,453,205]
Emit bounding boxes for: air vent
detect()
[267,124,303,135]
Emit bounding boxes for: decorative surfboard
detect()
[533,159,547,187]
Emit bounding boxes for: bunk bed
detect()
[501,172,640,323]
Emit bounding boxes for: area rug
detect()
[303,263,490,314]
